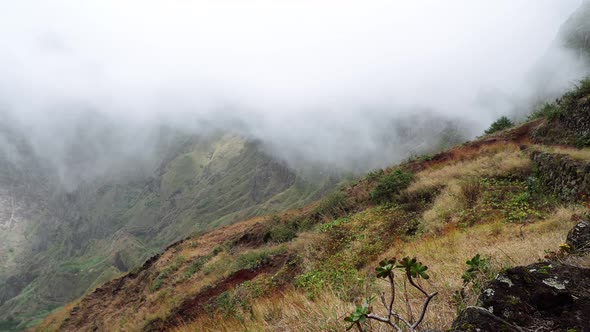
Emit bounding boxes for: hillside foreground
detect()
[36,80,590,331]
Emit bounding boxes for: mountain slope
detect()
[34,78,590,331]
[0,129,338,331]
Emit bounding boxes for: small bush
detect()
[484,116,514,135]
[233,246,287,271]
[528,102,563,121]
[561,77,590,110]
[453,254,494,314]
[369,169,414,203]
[267,222,297,243]
[313,191,348,220]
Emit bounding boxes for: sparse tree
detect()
[345,257,437,332]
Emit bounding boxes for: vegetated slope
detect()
[0,128,339,331]
[35,79,590,332]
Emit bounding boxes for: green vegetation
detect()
[183,248,221,280]
[484,116,514,135]
[345,257,437,331]
[233,246,287,271]
[528,102,563,120]
[528,77,590,121]
[369,170,414,203]
[453,254,494,314]
[150,256,186,292]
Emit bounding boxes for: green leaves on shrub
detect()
[375,258,396,278]
[484,116,514,135]
[346,257,437,331]
[375,257,430,280]
[462,254,490,285]
[369,169,413,203]
[344,300,370,330]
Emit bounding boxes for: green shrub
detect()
[267,222,297,243]
[484,116,514,135]
[528,102,563,121]
[263,215,298,243]
[313,191,348,220]
[561,77,590,110]
[369,169,413,203]
[453,254,494,314]
[233,246,287,271]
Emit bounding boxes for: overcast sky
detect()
[0,1,587,175]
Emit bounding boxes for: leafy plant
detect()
[453,254,493,314]
[484,116,514,135]
[528,102,562,121]
[344,300,370,330]
[344,257,437,332]
[369,170,414,203]
[461,254,490,285]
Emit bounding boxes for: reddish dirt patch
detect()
[404,119,541,173]
[143,253,290,332]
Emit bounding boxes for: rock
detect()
[451,306,522,332]
[452,262,590,331]
[567,220,590,253]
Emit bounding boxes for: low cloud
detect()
[0,1,587,183]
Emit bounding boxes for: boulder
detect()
[453,262,590,331]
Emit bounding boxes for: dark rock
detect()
[452,262,590,331]
[451,306,522,332]
[567,220,590,253]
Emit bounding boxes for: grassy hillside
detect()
[0,132,339,331]
[33,78,590,332]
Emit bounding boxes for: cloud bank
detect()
[0,0,587,179]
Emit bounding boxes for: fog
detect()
[0,0,588,184]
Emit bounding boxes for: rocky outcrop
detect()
[453,262,590,332]
[531,151,590,201]
[531,99,590,148]
[453,220,590,332]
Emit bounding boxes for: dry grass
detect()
[408,146,530,193]
[172,205,585,331]
[29,301,78,332]
[380,205,585,330]
[422,182,463,235]
[531,144,590,161]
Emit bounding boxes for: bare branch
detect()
[366,314,401,332]
[411,292,438,329]
[407,271,429,297]
[388,274,395,319]
[403,278,415,324]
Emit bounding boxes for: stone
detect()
[452,262,590,331]
[566,220,590,253]
[451,306,522,332]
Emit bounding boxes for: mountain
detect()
[559,0,590,62]
[0,122,340,331]
[33,77,590,332]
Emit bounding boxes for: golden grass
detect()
[422,182,463,235]
[531,144,590,161]
[29,301,78,332]
[381,205,585,330]
[408,146,529,193]
[172,205,586,331]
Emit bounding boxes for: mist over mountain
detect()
[0,1,588,182]
[1,1,590,331]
